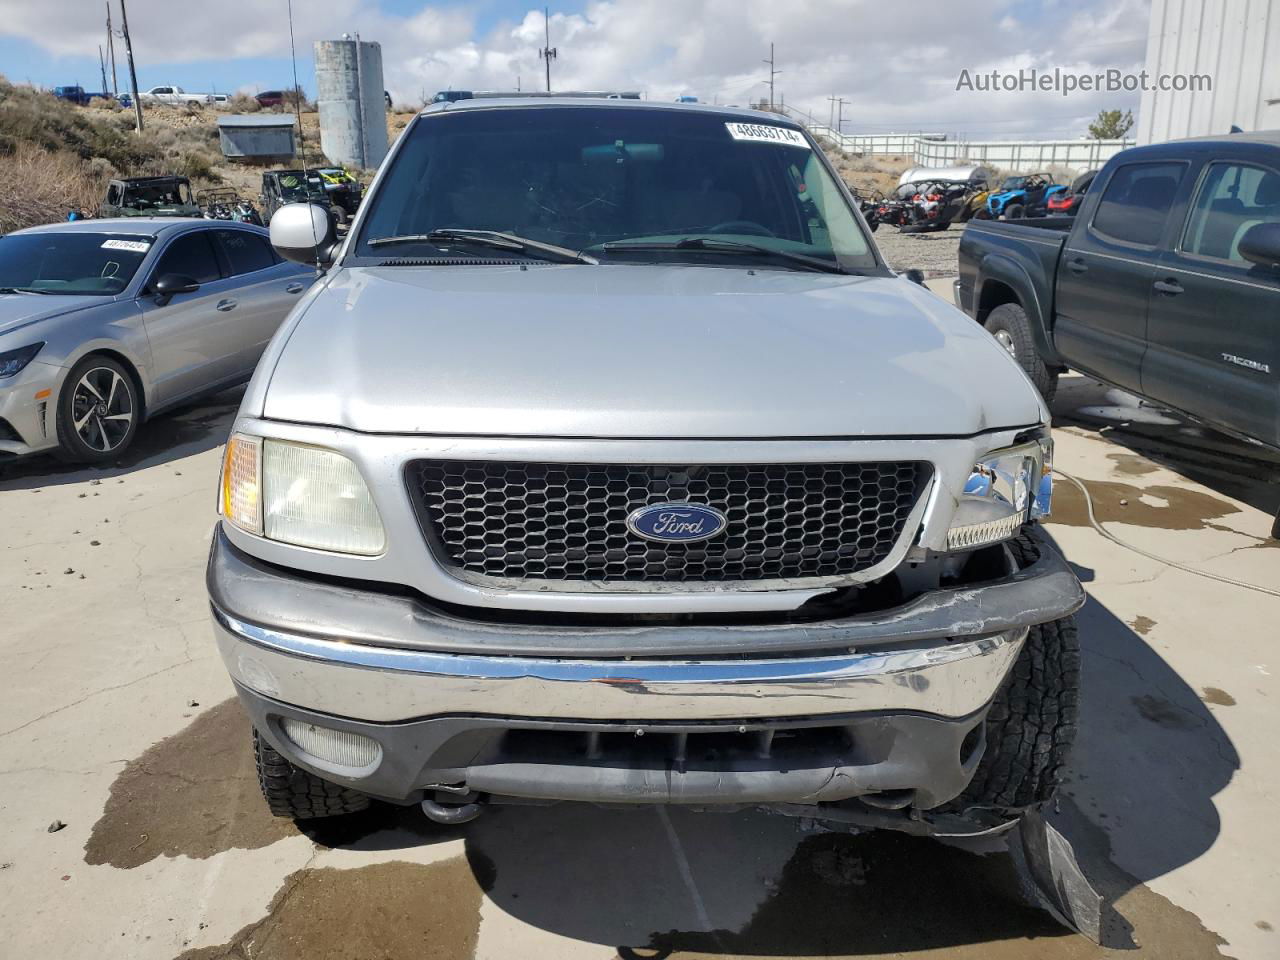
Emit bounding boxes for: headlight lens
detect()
[0,342,45,378]
[221,434,385,555]
[946,434,1053,551]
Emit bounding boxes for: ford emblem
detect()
[626,502,728,544]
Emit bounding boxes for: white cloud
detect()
[0,0,1152,137]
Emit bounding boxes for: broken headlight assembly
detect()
[946,432,1053,551]
[220,434,386,556]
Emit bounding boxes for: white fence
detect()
[797,118,1134,173]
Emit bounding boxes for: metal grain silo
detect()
[314,38,389,169]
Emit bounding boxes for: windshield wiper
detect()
[601,237,846,274]
[368,229,597,264]
[0,286,53,295]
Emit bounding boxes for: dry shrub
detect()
[0,143,110,232]
[226,93,261,113]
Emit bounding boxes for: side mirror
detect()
[152,273,200,305]
[270,202,338,267]
[904,268,926,286]
[1238,222,1280,269]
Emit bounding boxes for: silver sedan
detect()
[0,218,315,462]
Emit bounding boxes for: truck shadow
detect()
[0,385,241,492]
[442,586,1237,956]
[1053,373,1280,526]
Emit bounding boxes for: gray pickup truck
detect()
[209,98,1082,836]
[957,132,1280,449]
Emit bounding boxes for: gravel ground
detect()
[872,222,964,276]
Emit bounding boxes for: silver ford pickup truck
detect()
[209,98,1083,835]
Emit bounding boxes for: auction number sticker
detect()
[102,239,152,253]
[725,122,809,147]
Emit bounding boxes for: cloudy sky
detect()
[0,0,1152,138]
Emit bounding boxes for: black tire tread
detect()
[947,532,1080,812]
[984,301,1059,403]
[253,728,371,819]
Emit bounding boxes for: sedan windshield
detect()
[355,106,877,271]
[0,233,151,296]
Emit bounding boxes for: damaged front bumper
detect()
[208,526,1083,809]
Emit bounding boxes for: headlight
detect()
[0,342,45,378]
[221,434,385,555]
[946,434,1053,551]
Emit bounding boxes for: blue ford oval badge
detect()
[626,502,728,544]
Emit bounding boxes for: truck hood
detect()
[0,294,101,339]
[262,264,1044,438]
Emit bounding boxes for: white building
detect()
[1138,0,1280,144]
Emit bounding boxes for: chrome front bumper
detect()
[208,526,1082,725]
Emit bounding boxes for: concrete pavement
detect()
[1,373,1277,959]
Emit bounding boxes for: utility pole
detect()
[98,46,109,97]
[762,42,780,110]
[119,0,143,131]
[833,96,847,134]
[539,7,557,93]
[106,3,118,96]
[827,94,838,131]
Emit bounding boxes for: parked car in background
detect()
[0,220,315,462]
[138,85,218,107]
[52,86,95,106]
[212,99,1082,843]
[1045,170,1099,217]
[957,132,1280,531]
[255,90,286,108]
[260,169,334,223]
[101,176,203,218]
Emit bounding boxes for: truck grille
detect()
[406,460,930,584]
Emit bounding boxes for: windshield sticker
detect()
[724,122,809,148]
[101,239,151,253]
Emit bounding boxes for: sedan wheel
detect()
[56,356,141,462]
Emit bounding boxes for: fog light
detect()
[280,718,382,770]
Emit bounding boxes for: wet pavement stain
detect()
[85,699,295,868]
[174,858,483,960]
[84,698,456,868]
[1128,615,1157,637]
[1047,478,1240,531]
[1107,452,1159,478]
[618,824,1230,960]
[1201,687,1237,707]
[1131,694,1199,730]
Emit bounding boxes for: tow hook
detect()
[421,795,484,825]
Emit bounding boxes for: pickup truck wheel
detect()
[253,728,371,819]
[985,302,1058,403]
[946,533,1080,814]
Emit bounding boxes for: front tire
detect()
[984,302,1058,402]
[254,728,371,819]
[1003,202,1025,220]
[55,355,141,462]
[947,533,1079,813]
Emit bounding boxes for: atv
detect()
[1045,169,1099,217]
[985,173,1065,220]
[100,176,202,218]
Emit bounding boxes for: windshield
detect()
[276,173,327,202]
[0,233,151,295]
[122,182,193,207]
[354,107,876,271]
[1000,177,1028,191]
